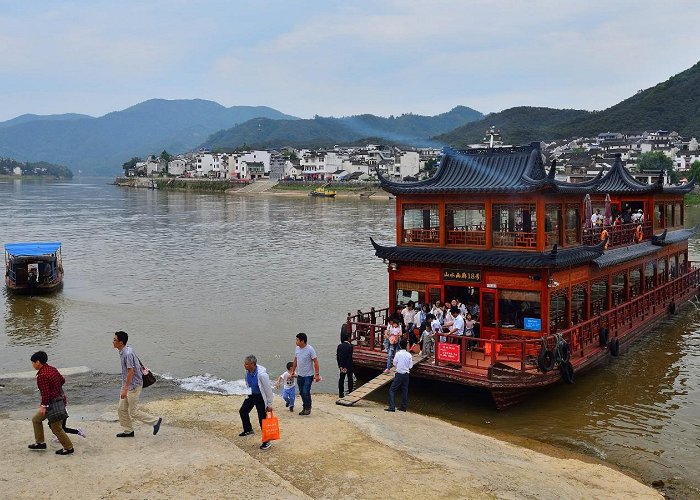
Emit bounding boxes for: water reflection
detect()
[3,293,62,345]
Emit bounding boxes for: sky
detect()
[1,0,699,122]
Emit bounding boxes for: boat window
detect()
[670,255,678,279]
[545,204,562,250]
[492,203,537,249]
[657,258,667,285]
[498,290,541,330]
[654,203,672,229]
[402,204,439,244]
[629,268,642,299]
[590,280,608,317]
[571,286,587,324]
[678,253,686,274]
[445,204,486,246]
[611,274,627,306]
[482,293,496,328]
[673,202,683,227]
[565,204,581,245]
[394,281,426,308]
[549,291,568,332]
[645,261,656,290]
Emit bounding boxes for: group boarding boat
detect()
[4,242,64,294]
[342,143,699,409]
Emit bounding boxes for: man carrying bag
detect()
[238,354,275,450]
[28,351,74,455]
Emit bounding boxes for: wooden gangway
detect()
[335,352,428,406]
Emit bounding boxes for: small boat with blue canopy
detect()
[4,242,64,293]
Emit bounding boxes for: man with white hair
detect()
[239,354,274,450]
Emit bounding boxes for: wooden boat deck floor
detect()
[336,353,428,406]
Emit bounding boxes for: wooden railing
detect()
[344,265,700,376]
[403,228,439,244]
[446,229,486,246]
[582,222,651,248]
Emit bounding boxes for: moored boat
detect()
[309,184,336,197]
[342,143,699,409]
[4,242,64,294]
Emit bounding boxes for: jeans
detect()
[297,375,314,410]
[388,372,410,411]
[239,393,266,432]
[282,386,296,409]
[385,344,398,370]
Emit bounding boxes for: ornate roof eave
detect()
[662,175,696,194]
[594,226,697,268]
[370,237,606,270]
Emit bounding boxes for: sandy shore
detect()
[3,393,660,499]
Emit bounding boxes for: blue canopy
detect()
[4,242,62,257]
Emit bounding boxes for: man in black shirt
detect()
[336,330,354,398]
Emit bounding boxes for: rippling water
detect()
[2,178,700,496]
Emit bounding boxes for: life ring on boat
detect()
[608,337,620,357]
[537,346,555,373]
[598,328,609,348]
[600,229,609,250]
[559,340,571,363]
[668,301,676,315]
[560,361,575,384]
[634,224,643,243]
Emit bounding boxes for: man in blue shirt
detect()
[239,354,274,450]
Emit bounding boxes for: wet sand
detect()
[3,393,661,499]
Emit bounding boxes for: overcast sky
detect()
[1,1,699,122]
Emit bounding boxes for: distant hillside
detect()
[0,113,94,129]
[0,99,297,174]
[440,60,700,147]
[201,106,483,150]
[0,157,72,178]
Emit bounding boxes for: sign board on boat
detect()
[442,269,481,282]
[437,343,460,363]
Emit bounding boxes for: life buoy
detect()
[600,229,609,250]
[559,340,571,363]
[634,224,643,243]
[537,346,555,373]
[668,301,676,315]
[560,361,575,384]
[609,337,620,357]
[598,328,609,348]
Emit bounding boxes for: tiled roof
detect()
[370,238,605,270]
[378,146,695,195]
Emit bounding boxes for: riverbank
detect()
[2,392,660,499]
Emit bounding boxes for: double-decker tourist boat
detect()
[4,242,64,294]
[343,143,699,408]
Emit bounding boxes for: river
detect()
[1,177,699,497]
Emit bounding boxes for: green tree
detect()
[689,160,700,181]
[636,151,677,183]
[160,150,173,163]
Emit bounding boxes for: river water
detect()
[1,178,699,497]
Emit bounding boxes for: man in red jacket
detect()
[28,351,74,455]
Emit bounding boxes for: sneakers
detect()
[77,427,87,438]
[239,430,254,437]
[56,448,74,455]
[384,408,395,412]
[153,417,163,436]
[383,369,391,374]
[289,406,294,412]
[285,401,290,408]
[116,431,135,438]
[298,408,310,416]
[28,442,47,450]
[260,441,272,450]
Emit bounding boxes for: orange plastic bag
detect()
[261,411,280,442]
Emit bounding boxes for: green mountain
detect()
[0,99,297,174]
[201,106,483,150]
[439,60,700,147]
[0,157,72,178]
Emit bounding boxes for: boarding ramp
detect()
[235,179,278,194]
[336,352,428,406]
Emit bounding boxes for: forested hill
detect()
[0,99,297,174]
[0,157,73,178]
[439,60,700,147]
[201,106,483,150]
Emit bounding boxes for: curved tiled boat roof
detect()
[378,144,695,195]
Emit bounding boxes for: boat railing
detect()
[344,264,700,376]
[582,221,651,248]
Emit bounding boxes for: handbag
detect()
[261,411,281,442]
[138,357,157,388]
[46,396,69,424]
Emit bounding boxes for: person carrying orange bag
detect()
[261,410,281,442]
[239,355,275,450]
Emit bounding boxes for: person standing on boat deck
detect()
[385,340,413,413]
[384,317,402,373]
[113,331,163,438]
[291,332,320,416]
[337,330,354,398]
[239,354,274,450]
[430,300,444,323]
[28,351,74,455]
[447,307,465,343]
[401,301,416,334]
